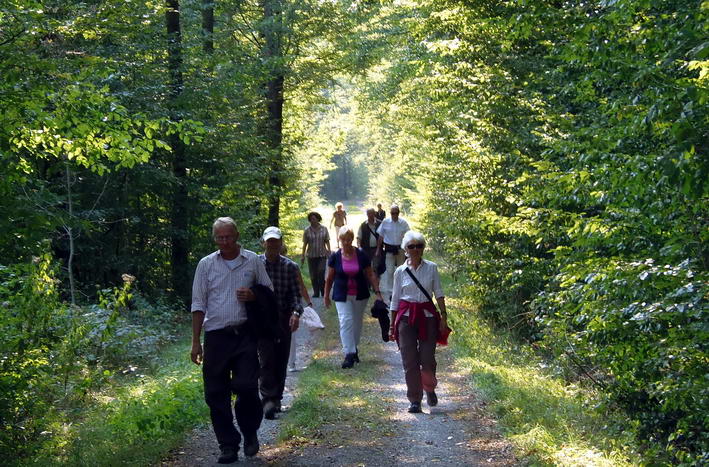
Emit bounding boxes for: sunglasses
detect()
[406,243,424,250]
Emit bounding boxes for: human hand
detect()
[290,314,300,333]
[389,325,396,342]
[439,316,448,334]
[191,342,203,365]
[324,296,331,309]
[236,287,255,302]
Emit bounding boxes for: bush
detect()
[0,255,184,462]
[536,258,708,464]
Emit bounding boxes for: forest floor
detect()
[160,295,517,466]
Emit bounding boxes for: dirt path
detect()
[163,208,515,466]
[161,297,327,467]
[163,297,516,466]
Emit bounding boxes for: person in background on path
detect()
[357,207,382,274]
[324,226,384,368]
[389,231,448,414]
[330,202,348,247]
[258,226,306,420]
[375,204,410,303]
[301,211,331,298]
[191,217,273,464]
[375,203,386,222]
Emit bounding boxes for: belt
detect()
[211,323,248,335]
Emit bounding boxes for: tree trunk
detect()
[64,161,77,307]
[261,0,284,227]
[166,0,190,307]
[202,0,214,53]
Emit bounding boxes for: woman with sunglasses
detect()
[389,231,448,413]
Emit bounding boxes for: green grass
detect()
[443,296,637,464]
[430,256,638,465]
[277,299,396,446]
[28,335,207,466]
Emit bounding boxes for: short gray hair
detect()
[401,230,425,250]
[212,217,238,237]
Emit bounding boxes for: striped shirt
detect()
[303,224,330,258]
[191,248,273,332]
[260,254,303,316]
[389,259,444,315]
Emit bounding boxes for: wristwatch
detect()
[292,311,301,317]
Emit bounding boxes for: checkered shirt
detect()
[260,254,303,316]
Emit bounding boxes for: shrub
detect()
[536,258,708,464]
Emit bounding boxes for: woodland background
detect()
[0,0,706,464]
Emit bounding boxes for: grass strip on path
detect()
[278,299,396,447]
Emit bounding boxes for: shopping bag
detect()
[300,306,325,329]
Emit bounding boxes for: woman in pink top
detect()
[324,227,383,368]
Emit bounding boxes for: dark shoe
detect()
[243,432,259,457]
[341,353,355,369]
[426,391,438,407]
[217,446,238,464]
[354,349,360,363]
[408,401,422,413]
[263,400,278,420]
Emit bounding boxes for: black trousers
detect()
[258,324,292,404]
[203,328,263,449]
[308,256,327,296]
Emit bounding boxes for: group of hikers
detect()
[190,203,448,464]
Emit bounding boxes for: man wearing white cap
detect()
[258,226,306,419]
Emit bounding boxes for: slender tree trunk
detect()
[202,0,214,53]
[64,161,77,307]
[166,0,190,307]
[261,0,284,227]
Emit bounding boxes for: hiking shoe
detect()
[217,446,238,464]
[408,401,422,413]
[426,391,438,407]
[243,432,259,457]
[341,353,355,369]
[263,400,278,420]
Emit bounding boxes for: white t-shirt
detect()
[376,217,410,246]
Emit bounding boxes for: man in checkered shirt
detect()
[258,226,306,420]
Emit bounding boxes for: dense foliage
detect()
[1,0,707,464]
[0,0,373,462]
[347,0,708,463]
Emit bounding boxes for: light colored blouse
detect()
[389,259,444,316]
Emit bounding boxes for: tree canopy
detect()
[0,0,706,464]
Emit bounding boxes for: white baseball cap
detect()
[262,226,283,241]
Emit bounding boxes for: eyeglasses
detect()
[214,235,236,242]
[406,243,424,250]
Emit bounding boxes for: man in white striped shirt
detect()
[191,217,273,464]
